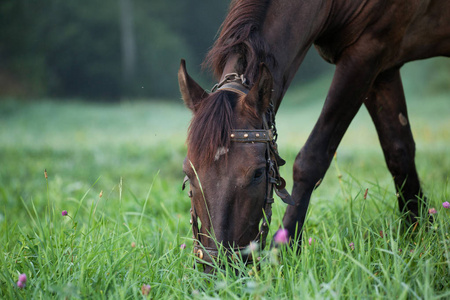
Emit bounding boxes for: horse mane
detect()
[190,0,273,167]
[204,0,273,83]
[187,91,237,168]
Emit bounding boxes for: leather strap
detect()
[230,129,273,143]
[217,82,249,96]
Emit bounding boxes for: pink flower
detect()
[17,280,25,289]
[443,202,450,209]
[141,284,151,296]
[308,237,313,245]
[428,208,437,215]
[180,243,186,250]
[274,229,289,244]
[62,210,68,216]
[349,242,355,250]
[19,273,27,283]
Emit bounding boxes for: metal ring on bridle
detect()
[211,73,250,93]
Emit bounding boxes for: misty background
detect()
[1,0,449,101]
[0,0,336,101]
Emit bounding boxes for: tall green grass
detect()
[0,57,449,298]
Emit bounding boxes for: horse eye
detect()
[252,168,265,182]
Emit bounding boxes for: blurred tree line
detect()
[1,0,447,101]
[0,0,333,101]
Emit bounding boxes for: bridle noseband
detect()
[183,73,294,266]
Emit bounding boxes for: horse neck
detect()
[219,0,368,110]
[261,0,331,102]
[220,0,333,110]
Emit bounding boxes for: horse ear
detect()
[178,59,207,112]
[244,63,273,117]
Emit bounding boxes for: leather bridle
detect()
[182,73,294,266]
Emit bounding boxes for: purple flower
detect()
[349,242,355,250]
[274,229,289,244]
[17,280,25,289]
[443,202,450,209]
[428,208,437,215]
[19,273,27,283]
[61,210,68,216]
[141,284,151,296]
[180,243,186,250]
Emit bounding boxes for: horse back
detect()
[315,0,450,66]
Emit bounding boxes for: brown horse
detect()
[179,0,450,270]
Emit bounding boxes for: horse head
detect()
[178,60,292,272]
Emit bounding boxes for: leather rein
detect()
[183,73,294,266]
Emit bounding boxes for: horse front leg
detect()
[364,68,424,224]
[281,55,379,245]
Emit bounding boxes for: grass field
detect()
[1,58,449,299]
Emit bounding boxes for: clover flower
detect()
[274,229,289,244]
[141,284,151,296]
[62,210,68,216]
[17,280,25,289]
[443,202,450,209]
[349,242,355,250]
[428,208,437,215]
[180,243,186,250]
[17,273,27,289]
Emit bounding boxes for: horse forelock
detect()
[187,91,236,168]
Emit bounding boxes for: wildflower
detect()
[131,242,136,248]
[19,274,27,283]
[274,229,289,244]
[428,208,437,215]
[17,280,25,289]
[443,202,450,209]
[141,284,151,296]
[61,210,68,216]
[308,237,313,245]
[349,242,355,250]
[247,241,258,252]
[180,243,186,250]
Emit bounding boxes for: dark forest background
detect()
[0,0,335,101]
[1,0,449,101]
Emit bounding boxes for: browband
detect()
[230,129,273,142]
